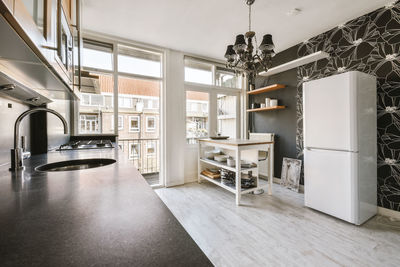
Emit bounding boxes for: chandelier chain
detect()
[224,0,275,85]
[248,4,251,32]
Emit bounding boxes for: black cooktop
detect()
[58,140,114,151]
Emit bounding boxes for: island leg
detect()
[235,148,241,205]
[198,141,201,184]
[268,143,274,195]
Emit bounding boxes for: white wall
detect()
[164,49,186,187]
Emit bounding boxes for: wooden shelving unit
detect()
[247,106,286,112]
[247,84,285,95]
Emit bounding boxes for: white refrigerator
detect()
[303,71,377,225]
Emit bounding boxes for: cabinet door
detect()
[61,0,71,20]
[16,0,46,37]
[2,0,14,13]
[303,72,357,152]
[304,148,357,223]
[14,0,53,61]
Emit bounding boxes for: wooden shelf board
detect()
[199,174,259,194]
[200,158,258,173]
[247,84,285,95]
[247,106,286,112]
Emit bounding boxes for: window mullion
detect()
[113,42,119,135]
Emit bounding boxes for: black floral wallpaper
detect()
[296,1,400,211]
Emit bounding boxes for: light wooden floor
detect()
[156,181,400,267]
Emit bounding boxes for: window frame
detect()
[111,115,124,130]
[146,142,156,156]
[129,116,140,132]
[76,33,166,187]
[146,116,156,132]
[80,93,105,107]
[184,57,241,89]
[185,91,210,144]
[129,143,140,160]
[184,80,241,146]
[79,114,100,134]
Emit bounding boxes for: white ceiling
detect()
[82,0,391,60]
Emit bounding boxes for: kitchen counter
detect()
[0,148,212,266]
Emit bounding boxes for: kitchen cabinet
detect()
[13,0,51,54]
[1,0,14,13]
[53,0,74,87]
[0,0,81,94]
[61,0,70,19]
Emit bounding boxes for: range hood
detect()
[0,71,51,106]
[0,14,76,104]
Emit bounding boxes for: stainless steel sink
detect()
[35,158,116,172]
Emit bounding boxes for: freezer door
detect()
[303,72,357,151]
[304,148,357,223]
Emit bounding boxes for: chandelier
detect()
[224,0,275,86]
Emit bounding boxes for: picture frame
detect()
[280,157,302,192]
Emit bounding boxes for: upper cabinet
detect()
[0,0,81,93]
[2,0,13,13]
[61,0,70,19]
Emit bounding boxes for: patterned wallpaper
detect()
[296,1,400,211]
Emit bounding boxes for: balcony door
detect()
[77,38,164,187]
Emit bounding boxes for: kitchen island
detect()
[0,148,212,266]
[198,138,274,205]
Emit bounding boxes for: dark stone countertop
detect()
[0,148,212,267]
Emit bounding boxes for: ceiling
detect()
[82,0,391,60]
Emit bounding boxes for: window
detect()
[82,39,113,71]
[215,67,241,88]
[79,114,100,134]
[117,76,161,138]
[147,142,156,156]
[186,91,209,144]
[80,93,105,106]
[119,96,132,108]
[217,94,237,138]
[129,143,140,159]
[129,116,140,132]
[111,115,124,130]
[185,58,241,88]
[78,72,114,134]
[184,59,213,85]
[118,45,162,78]
[146,116,156,132]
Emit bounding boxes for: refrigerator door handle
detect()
[305,147,358,153]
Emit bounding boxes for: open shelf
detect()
[259,51,330,77]
[200,158,257,172]
[247,84,285,95]
[247,106,286,112]
[199,174,259,194]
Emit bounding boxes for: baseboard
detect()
[378,207,400,221]
[165,181,185,188]
[270,177,304,193]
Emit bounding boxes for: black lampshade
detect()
[224,45,236,61]
[233,34,247,53]
[259,34,274,51]
[234,34,246,46]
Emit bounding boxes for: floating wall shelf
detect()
[247,84,285,95]
[247,106,286,112]
[258,51,330,77]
